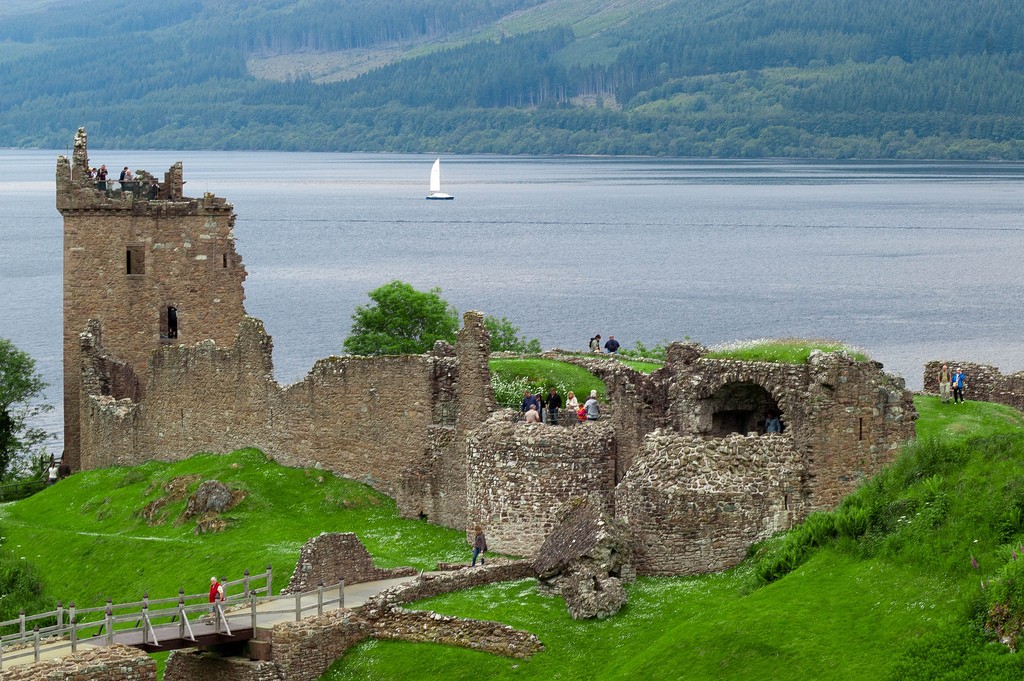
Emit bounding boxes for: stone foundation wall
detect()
[282,533,417,593]
[615,431,803,575]
[0,644,155,681]
[465,415,617,556]
[923,360,1024,411]
[163,652,279,681]
[370,609,543,658]
[265,610,370,681]
[364,562,536,609]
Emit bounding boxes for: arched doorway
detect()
[702,382,781,436]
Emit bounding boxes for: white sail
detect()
[426,158,453,199]
[429,158,441,193]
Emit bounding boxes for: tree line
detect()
[1,0,1023,158]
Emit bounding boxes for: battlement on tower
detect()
[58,128,248,470]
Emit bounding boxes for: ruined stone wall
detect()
[263,610,370,681]
[798,353,915,508]
[163,653,279,681]
[615,431,803,576]
[0,644,155,681]
[465,415,617,556]
[59,128,246,470]
[282,533,417,593]
[663,349,915,511]
[79,317,451,497]
[923,360,1024,411]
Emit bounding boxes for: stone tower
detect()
[56,128,247,470]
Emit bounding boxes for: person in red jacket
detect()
[208,576,224,617]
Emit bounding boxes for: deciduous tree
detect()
[343,280,459,355]
[0,338,51,481]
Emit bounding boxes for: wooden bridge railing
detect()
[0,565,315,669]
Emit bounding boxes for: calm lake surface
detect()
[3,150,1024,450]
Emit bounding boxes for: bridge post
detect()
[142,592,150,644]
[317,582,324,616]
[266,564,273,597]
[32,626,40,663]
[70,614,78,653]
[294,591,302,622]
[338,578,345,611]
[250,594,257,632]
[244,568,250,598]
[178,589,186,639]
[18,609,24,640]
[105,600,114,645]
[56,600,64,637]
[1,636,4,669]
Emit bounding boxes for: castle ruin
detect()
[57,129,917,577]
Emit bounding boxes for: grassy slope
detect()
[325,554,955,681]
[323,395,1024,680]
[0,449,467,611]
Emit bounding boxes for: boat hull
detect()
[426,193,454,200]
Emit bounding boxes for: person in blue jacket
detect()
[604,336,621,354]
[951,368,966,404]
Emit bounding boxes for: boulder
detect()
[183,480,242,518]
[533,496,634,620]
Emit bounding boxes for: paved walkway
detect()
[1,574,421,670]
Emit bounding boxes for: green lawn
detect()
[0,449,467,614]
[704,339,869,363]
[490,358,606,407]
[324,551,962,680]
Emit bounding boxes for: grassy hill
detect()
[0,449,467,616]
[0,0,1022,157]
[2,396,1024,679]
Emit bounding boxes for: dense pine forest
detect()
[1,0,1022,158]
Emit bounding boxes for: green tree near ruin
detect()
[344,280,459,355]
[0,338,52,481]
[344,280,542,355]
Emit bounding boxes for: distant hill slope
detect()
[1,0,1022,157]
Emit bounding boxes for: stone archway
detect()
[701,382,780,436]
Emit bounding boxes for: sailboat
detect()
[426,158,454,200]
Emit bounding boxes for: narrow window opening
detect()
[783,494,789,511]
[160,305,178,341]
[222,253,228,268]
[858,417,864,441]
[126,246,145,275]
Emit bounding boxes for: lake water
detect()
[3,150,1024,452]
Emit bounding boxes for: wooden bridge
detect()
[0,567,418,670]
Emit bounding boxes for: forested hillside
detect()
[1,0,1022,158]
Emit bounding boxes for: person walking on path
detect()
[584,390,601,420]
[951,368,967,404]
[47,458,59,485]
[938,364,952,404]
[546,387,562,425]
[472,526,488,566]
[208,576,225,615]
[604,336,620,354]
